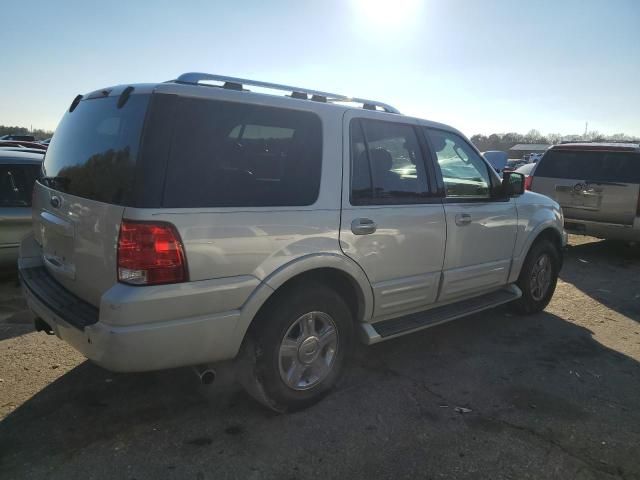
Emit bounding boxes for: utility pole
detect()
[583,122,588,139]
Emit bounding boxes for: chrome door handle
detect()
[455,213,472,226]
[351,218,377,235]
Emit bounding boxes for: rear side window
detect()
[42,95,149,204]
[536,150,640,183]
[163,99,322,208]
[0,164,40,207]
[350,118,430,205]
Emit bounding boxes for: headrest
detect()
[369,148,393,171]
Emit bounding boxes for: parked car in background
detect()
[0,140,47,151]
[530,143,640,241]
[19,73,565,411]
[0,134,36,142]
[528,153,543,163]
[482,150,509,173]
[1,150,43,268]
[515,162,536,190]
[503,159,526,172]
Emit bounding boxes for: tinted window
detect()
[0,164,40,207]
[350,119,430,205]
[536,150,640,183]
[42,94,149,204]
[427,129,491,198]
[163,99,322,207]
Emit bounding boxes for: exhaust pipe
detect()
[192,365,216,385]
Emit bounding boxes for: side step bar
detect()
[362,285,522,344]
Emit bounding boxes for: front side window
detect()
[164,99,322,208]
[350,119,430,205]
[427,129,491,199]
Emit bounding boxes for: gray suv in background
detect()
[0,150,42,267]
[530,143,640,241]
[19,73,565,411]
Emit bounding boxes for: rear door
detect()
[533,149,640,225]
[34,91,150,306]
[340,113,446,321]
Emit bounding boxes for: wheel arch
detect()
[230,254,374,356]
[509,223,564,283]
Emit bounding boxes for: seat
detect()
[369,148,403,192]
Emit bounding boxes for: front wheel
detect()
[237,283,353,412]
[512,239,560,314]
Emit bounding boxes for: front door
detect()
[340,113,446,321]
[423,128,518,302]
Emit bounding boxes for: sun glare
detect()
[351,0,422,28]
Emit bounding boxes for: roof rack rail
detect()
[171,72,400,114]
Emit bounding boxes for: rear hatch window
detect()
[536,150,640,183]
[42,94,149,204]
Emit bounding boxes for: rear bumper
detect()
[564,217,640,242]
[19,238,260,372]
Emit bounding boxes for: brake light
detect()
[117,220,187,285]
[524,175,533,190]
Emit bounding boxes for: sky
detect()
[1,0,639,137]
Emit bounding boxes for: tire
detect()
[511,239,560,314]
[237,283,353,412]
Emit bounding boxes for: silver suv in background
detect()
[19,73,565,411]
[531,143,640,241]
[0,150,42,268]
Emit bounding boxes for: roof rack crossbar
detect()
[173,72,400,114]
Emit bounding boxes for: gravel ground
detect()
[0,235,639,480]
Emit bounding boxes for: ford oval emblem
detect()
[50,196,61,208]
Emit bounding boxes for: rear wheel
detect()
[238,283,353,412]
[512,239,560,314]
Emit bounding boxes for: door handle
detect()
[351,218,377,235]
[455,213,472,226]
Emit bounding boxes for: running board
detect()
[362,285,522,344]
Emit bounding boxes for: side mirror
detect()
[502,171,525,196]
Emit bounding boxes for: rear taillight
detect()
[117,220,187,285]
[524,175,533,190]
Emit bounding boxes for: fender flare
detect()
[509,221,564,283]
[229,253,374,355]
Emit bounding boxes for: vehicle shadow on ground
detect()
[1,307,638,479]
[560,239,640,322]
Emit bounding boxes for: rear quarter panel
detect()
[122,101,347,295]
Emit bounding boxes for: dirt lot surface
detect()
[0,236,639,480]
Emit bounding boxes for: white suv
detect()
[19,73,566,411]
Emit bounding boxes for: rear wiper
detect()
[40,176,70,188]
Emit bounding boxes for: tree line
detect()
[470,129,639,153]
[0,125,53,141]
